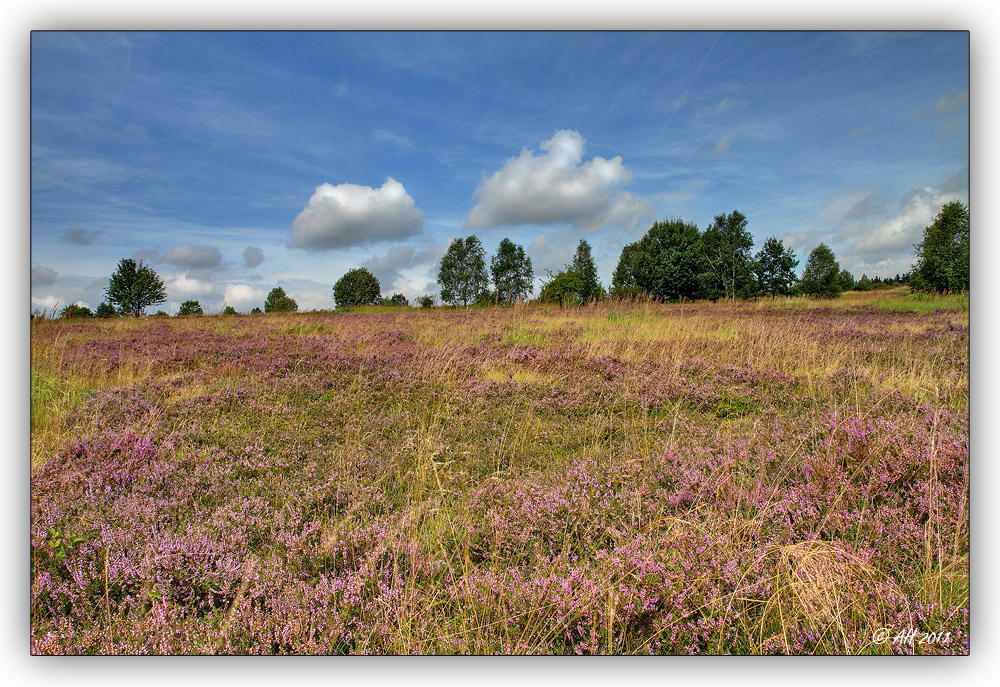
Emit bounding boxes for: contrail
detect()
[683,123,719,164]
[653,32,723,148]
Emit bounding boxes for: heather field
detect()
[30,290,969,655]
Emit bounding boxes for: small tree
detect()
[222,305,237,315]
[911,200,970,294]
[539,269,583,306]
[333,268,382,307]
[439,236,488,306]
[250,307,263,314]
[571,239,602,303]
[417,295,435,309]
[177,300,204,316]
[754,236,798,300]
[839,269,856,292]
[105,258,167,317]
[698,210,755,302]
[491,238,534,305]
[800,243,843,298]
[94,302,117,318]
[388,293,409,307]
[60,303,93,319]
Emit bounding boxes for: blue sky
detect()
[30,30,969,313]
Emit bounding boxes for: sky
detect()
[30,30,969,314]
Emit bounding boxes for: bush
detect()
[60,304,93,319]
[418,295,434,309]
[222,306,238,315]
[177,300,204,316]
[94,302,117,318]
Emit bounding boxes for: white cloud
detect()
[466,130,651,233]
[162,243,223,269]
[290,177,424,250]
[221,284,267,312]
[372,129,413,149]
[165,273,217,301]
[707,124,746,157]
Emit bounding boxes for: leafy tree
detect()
[417,295,435,309]
[250,307,263,314]
[490,238,534,305]
[754,236,798,300]
[438,236,488,306]
[60,303,93,319]
[387,293,410,307]
[911,200,970,294]
[265,287,298,313]
[94,302,117,318]
[800,243,843,298]
[839,269,856,292]
[105,258,167,317]
[222,305,237,315]
[177,300,204,316]
[698,211,756,302]
[539,269,584,306]
[613,219,703,302]
[570,239,602,303]
[333,268,382,307]
[153,310,169,317]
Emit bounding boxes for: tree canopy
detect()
[439,236,488,306]
[265,287,298,313]
[754,236,799,300]
[612,218,703,301]
[491,238,534,305]
[177,300,204,316]
[570,240,603,303]
[698,210,755,302]
[105,258,167,317]
[333,268,382,307]
[800,243,843,298]
[911,200,969,294]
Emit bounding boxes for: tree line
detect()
[54,200,968,319]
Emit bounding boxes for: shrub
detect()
[177,300,204,316]
[60,304,93,319]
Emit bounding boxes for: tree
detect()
[539,269,584,306]
[911,200,970,293]
[265,287,298,313]
[417,295,435,309]
[333,268,382,307]
[438,236,488,306]
[387,293,409,307]
[570,239,602,303]
[105,258,167,317]
[94,302,117,318]
[839,269,856,292]
[250,307,263,314]
[60,303,92,319]
[754,236,798,300]
[177,300,203,316]
[222,305,237,315]
[800,243,843,298]
[698,210,756,302]
[490,238,534,305]
[613,219,704,301]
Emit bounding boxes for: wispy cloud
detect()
[694,97,749,121]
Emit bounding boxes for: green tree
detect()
[754,236,799,300]
[94,302,117,318]
[60,303,93,319]
[698,210,756,302]
[333,268,382,307]
[490,238,534,305]
[417,295,435,309]
[222,305,237,315]
[438,236,488,306]
[539,269,583,306]
[264,287,298,313]
[613,219,704,301]
[177,300,203,316]
[570,239,603,303]
[250,307,263,314]
[387,293,410,307]
[105,258,167,317]
[839,269,856,292]
[911,200,970,294]
[800,243,843,298]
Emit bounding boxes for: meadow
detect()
[30,289,969,654]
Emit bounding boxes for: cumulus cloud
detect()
[290,178,424,250]
[32,266,57,286]
[162,243,223,269]
[243,246,264,268]
[165,273,217,302]
[466,130,652,233]
[362,244,448,293]
[222,284,268,312]
[62,228,101,246]
[694,97,749,121]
